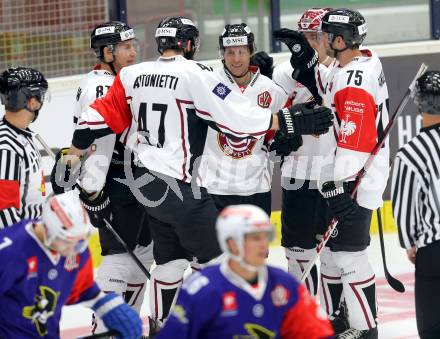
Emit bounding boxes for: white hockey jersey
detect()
[0,119,45,227]
[323,49,390,210]
[272,61,336,182]
[75,55,273,183]
[73,69,117,193]
[199,67,288,195]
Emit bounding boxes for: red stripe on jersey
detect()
[0,180,20,210]
[89,74,131,134]
[176,99,189,181]
[78,121,106,126]
[334,86,377,153]
[66,253,95,305]
[281,284,334,339]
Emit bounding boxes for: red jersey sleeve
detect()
[66,254,97,305]
[89,73,132,134]
[281,285,334,339]
[333,86,377,153]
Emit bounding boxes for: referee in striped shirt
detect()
[391,70,440,339]
[0,67,48,228]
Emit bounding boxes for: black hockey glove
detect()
[277,101,333,137]
[79,189,113,229]
[50,147,80,194]
[250,51,274,79]
[269,130,303,156]
[321,181,358,223]
[273,28,322,104]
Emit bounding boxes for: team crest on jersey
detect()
[217,133,257,159]
[213,83,231,100]
[257,91,272,108]
[339,113,361,149]
[221,291,238,316]
[27,256,38,278]
[64,254,80,271]
[271,284,290,307]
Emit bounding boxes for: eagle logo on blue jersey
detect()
[213,83,231,100]
[22,286,59,336]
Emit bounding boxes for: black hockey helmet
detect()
[414,70,440,115]
[321,8,367,48]
[90,21,135,60]
[218,23,255,55]
[0,67,48,116]
[155,17,200,59]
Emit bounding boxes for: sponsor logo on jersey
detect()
[221,291,238,316]
[257,91,272,108]
[27,256,38,278]
[76,87,82,101]
[64,254,80,271]
[217,133,257,159]
[271,284,290,307]
[213,83,232,100]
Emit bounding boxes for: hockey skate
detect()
[329,300,349,335]
[336,326,378,339]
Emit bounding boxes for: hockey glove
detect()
[50,147,80,194]
[277,102,333,137]
[273,28,322,104]
[269,130,303,156]
[250,51,274,79]
[321,181,358,223]
[92,293,142,339]
[79,189,113,228]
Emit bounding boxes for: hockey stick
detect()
[300,62,428,283]
[35,134,151,280]
[79,330,118,339]
[376,207,405,292]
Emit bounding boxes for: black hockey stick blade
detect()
[377,208,405,293]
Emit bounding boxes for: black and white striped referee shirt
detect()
[391,122,440,249]
[0,117,45,228]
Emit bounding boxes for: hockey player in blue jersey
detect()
[158,204,334,339]
[0,191,142,339]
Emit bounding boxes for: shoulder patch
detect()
[213,83,231,100]
[76,87,82,101]
[181,272,209,295]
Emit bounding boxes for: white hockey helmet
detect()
[216,204,274,258]
[42,191,92,253]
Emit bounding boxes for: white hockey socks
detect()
[330,250,377,331]
[149,258,188,322]
[285,246,319,297]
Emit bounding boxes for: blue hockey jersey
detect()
[158,261,333,339]
[0,220,100,338]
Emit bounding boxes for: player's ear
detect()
[226,238,239,256]
[102,46,114,63]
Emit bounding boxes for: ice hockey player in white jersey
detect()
[0,67,49,228]
[269,7,337,302]
[50,22,154,335]
[199,23,290,216]
[52,16,333,330]
[277,8,390,339]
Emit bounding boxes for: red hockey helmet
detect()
[297,7,333,32]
